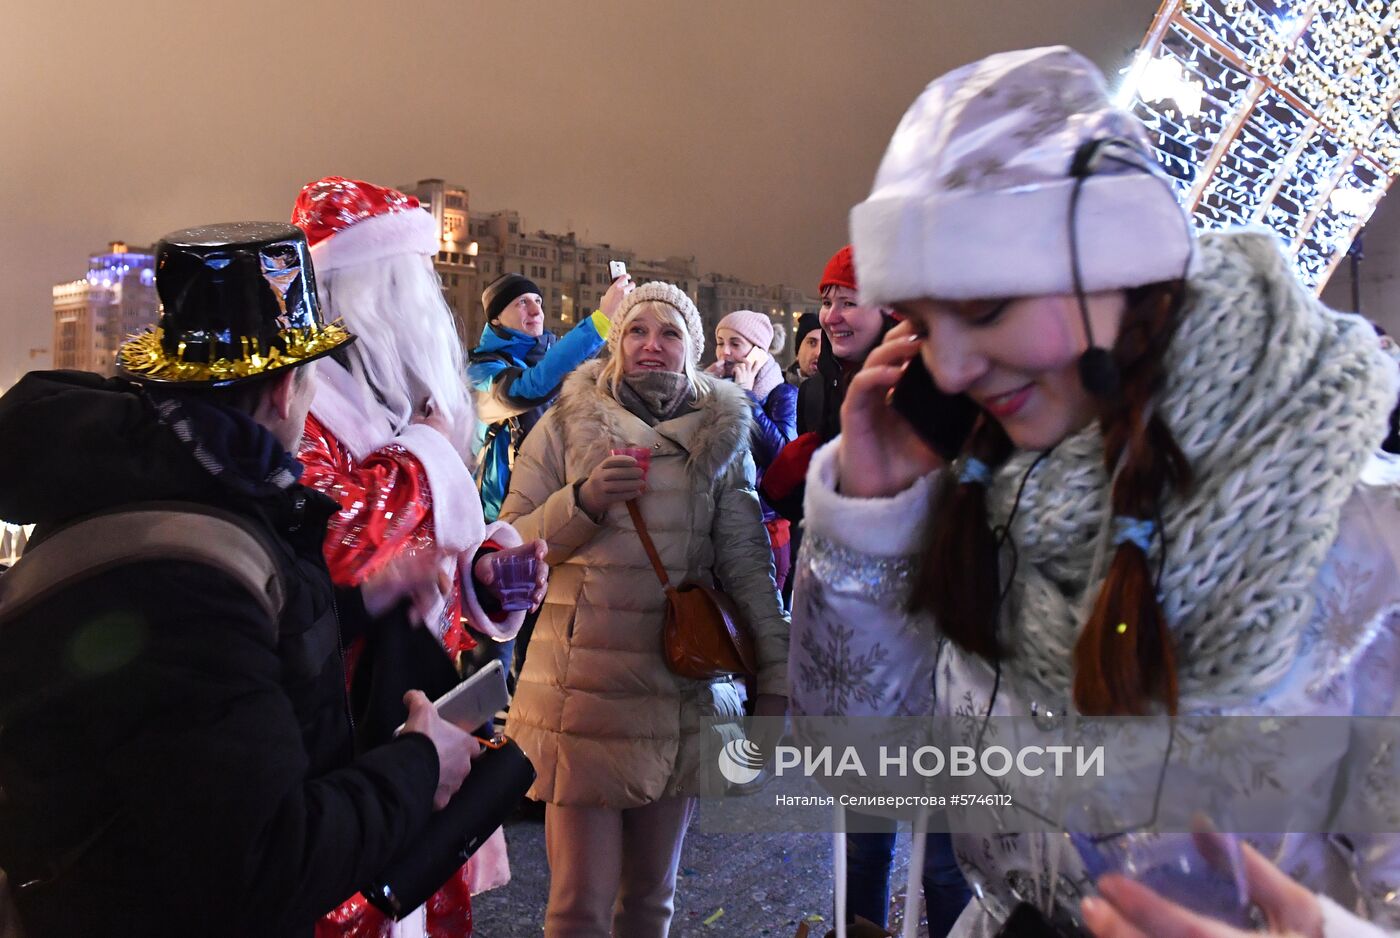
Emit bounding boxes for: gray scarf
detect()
[618,372,694,426]
[983,229,1396,708]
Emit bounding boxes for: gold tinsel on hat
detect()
[117,321,353,384]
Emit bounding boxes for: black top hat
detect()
[116,221,355,387]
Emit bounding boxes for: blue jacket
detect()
[747,382,798,524]
[469,315,608,521]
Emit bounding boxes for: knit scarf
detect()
[749,355,785,403]
[705,355,785,402]
[618,371,694,425]
[984,229,1397,708]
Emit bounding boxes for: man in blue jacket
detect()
[469,272,632,523]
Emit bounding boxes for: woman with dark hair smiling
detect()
[791,46,1400,938]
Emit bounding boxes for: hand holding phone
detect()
[730,357,760,391]
[400,689,483,810]
[888,354,979,461]
[599,269,635,321]
[836,320,954,498]
[397,660,510,736]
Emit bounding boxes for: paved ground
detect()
[471,806,923,937]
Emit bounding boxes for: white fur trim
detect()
[1316,894,1389,937]
[458,520,527,640]
[312,358,486,556]
[803,437,940,557]
[309,208,439,274]
[465,826,512,895]
[393,423,478,555]
[850,171,1193,304]
[310,358,393,463]
[387,906,427,938]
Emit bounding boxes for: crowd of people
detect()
[2,41,1399,938]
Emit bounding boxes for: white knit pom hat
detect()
[610,282,706,365]
[850,46,1192,305]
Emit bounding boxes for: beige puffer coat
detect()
[500,360,789,808]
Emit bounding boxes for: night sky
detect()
[0,0,1175,385]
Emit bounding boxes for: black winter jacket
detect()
[795,315,900,444]
[0,372,440,938]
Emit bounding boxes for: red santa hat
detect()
[291,176,439,273]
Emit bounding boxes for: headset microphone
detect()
[1068,138,1123,400]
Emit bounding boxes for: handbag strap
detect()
[625,500,673,592]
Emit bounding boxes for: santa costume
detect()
[292,176,525,938]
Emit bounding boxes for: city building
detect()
[398,178,819,362]
[399,179,482,347]
[402,180,708,347]
[469,214,701,338]
[50,187,821,381]
[697,275,821,365]
[51,242,157,375]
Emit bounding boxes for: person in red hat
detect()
[798,245,899,441]
[760,246,899,524]
[291,176,549,938]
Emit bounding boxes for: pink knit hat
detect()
[716,309,775,354]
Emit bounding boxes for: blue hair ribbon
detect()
[1112,516,1156,552]
[959,457,992,486]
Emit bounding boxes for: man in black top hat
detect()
[0,223,481,937]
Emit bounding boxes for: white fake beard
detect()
[317,253,476,461]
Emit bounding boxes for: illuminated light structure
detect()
[1117,0,1400,291]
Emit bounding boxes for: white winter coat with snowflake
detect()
[790,440,1400,937]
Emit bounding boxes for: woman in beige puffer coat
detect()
[500,282,789,938]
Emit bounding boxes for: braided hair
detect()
[913,281,1192,714]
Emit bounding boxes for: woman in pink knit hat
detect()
[708,309,798,597]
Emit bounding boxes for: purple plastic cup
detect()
[490,553,538,612]
[1071,829,1250,927]
[610,447,651,478]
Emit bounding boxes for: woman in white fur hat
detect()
[500,282,790,937]
[789,46,1400,938]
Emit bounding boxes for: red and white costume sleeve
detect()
[300,359,521,938]
[300,358,525,643]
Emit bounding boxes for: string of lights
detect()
[1117,0,1400,291]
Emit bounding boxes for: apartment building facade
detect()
[51,242,157,375]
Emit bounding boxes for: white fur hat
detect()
[850,46,1192,305]
[610,282,706,365]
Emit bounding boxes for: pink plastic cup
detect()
[610,447,652,479]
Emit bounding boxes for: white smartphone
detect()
[608,260,627,281]
[396,659,509,734]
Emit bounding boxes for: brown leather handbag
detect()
[626,500,757,681]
